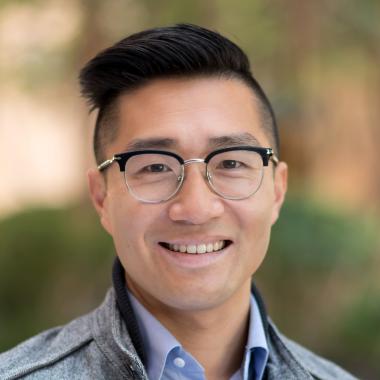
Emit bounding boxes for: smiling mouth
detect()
[159,240,232,254]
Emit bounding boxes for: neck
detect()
[133,283,252,379]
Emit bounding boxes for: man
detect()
[0,24,356,379]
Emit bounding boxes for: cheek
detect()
[109,201,145,250]
[107,197,165,264]
[232,189,275,253]
[236,192,274,229]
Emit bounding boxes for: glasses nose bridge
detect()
[182,158,208,178]
[183,158,206,166]
[181,157,210,187]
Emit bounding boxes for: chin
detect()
[156,282,239,312]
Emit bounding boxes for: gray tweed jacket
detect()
[0,288,358,380]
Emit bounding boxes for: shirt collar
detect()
[128,292,181,380]
[243,294,269,379]
[247,293,268,350]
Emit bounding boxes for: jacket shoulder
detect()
[0,312,94,379]
[277,330,358,380]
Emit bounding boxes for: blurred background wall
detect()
[0,0,379,378]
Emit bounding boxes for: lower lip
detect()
[156,243,232,269]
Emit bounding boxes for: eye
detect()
[143,163,171,173]
[219,160,244,169]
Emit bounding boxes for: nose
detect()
[168,164,225,224]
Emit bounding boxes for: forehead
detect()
[109,77,269,155]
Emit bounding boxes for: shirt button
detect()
[173,357,186,368]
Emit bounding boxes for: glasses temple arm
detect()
[266,148,279,166]
[98,156,117,171]
[270,154,279,166]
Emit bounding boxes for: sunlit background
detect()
[1,1,379,378]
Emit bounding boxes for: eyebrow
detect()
[208,133,262,149]
[123,137,176,151]
[123,133,262,152]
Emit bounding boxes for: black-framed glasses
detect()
[98,146,279,203]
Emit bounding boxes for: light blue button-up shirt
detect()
[129,292,269,380]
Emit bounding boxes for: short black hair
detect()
[79,23,279,164]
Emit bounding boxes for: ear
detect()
[87,168,113,235]
[271,161,288,225]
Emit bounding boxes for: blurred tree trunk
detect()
[273,0,323,178]
[73,0,109,186]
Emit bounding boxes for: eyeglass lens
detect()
[123,150,265,203]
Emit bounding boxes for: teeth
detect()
[167,240,227,254]
[197,244,206,254]
[187,245,197,254]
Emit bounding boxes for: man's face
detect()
[89,77,287,312]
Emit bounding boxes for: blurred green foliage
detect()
[0,194,379,378]
[0,203,114,349]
